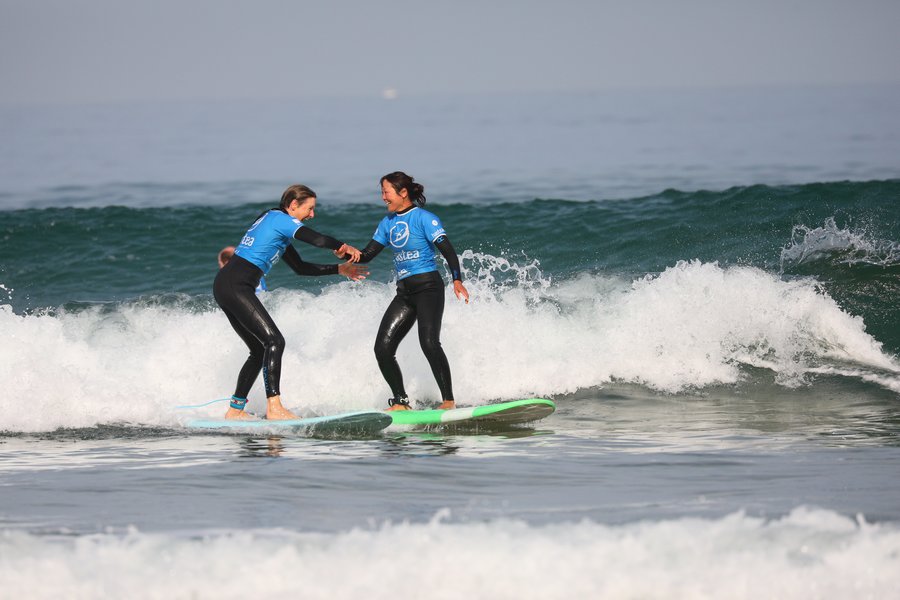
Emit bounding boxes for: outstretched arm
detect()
[282,245,368,280]
[294,226,361,262]
[336,239,385,264]
[435,236,469,303]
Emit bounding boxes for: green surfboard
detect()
[388,398,555,427]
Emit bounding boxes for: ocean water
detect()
[2,84,900,598]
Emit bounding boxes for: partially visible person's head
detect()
[218,246,235,268]
[380,172,426,208]
[280,184,318,221]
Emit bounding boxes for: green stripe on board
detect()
[388,398,555,426]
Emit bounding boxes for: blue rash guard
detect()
[360,205,463,405]
[234,210,304,275]
[373,207,447,280]
[214,206,345,403]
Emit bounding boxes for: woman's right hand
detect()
[336,243,361,262]
[338,261,368,281]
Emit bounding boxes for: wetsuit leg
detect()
[409,273,454,401]
[374,293,416,399]
[220,306,265,398]
[374,271,454,402]
[213,257,285,398]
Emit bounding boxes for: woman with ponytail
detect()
[214,184,366,420]
[348,172,469,411]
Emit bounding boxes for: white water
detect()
[2,508,898,600]
[781,216,900,268]
[1,259,897,433]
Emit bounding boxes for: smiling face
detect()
[287,196,316,221]
[381,180,413,213]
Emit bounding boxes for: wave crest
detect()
[1,258,897,433]
[781,217,900,270]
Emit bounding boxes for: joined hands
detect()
[335,244,361,263]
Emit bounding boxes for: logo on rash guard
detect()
[394,250,420,264]
[390,222,410,248]
[247,213,268,232]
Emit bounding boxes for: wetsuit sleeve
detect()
[281,244,339,276]
[434,236,463,281]
[293,225,344,251]
[355,239,385,264]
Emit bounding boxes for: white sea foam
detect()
[1,507,898,600]
[781,216,900,269]
[1,259,897,433]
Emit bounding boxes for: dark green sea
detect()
[4,179,899,350]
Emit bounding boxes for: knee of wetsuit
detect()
[419,336,443,356]
[264,331,286,355]
[373,339,392,360]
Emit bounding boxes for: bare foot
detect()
[224,407,257,420]
[436,400,456,410]
[266,396,299,420]
[386,404,412,412]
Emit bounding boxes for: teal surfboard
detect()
[388,398,555,427]
[186,410,392,435]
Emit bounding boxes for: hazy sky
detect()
[1,0,899,105]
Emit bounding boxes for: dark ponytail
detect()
[381,171,426,207]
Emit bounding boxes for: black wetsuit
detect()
[213,210,343,400]
[357,214,463,403]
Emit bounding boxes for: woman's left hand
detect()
[453,280,469,304]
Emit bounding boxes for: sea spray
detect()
[781,216,900,270]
